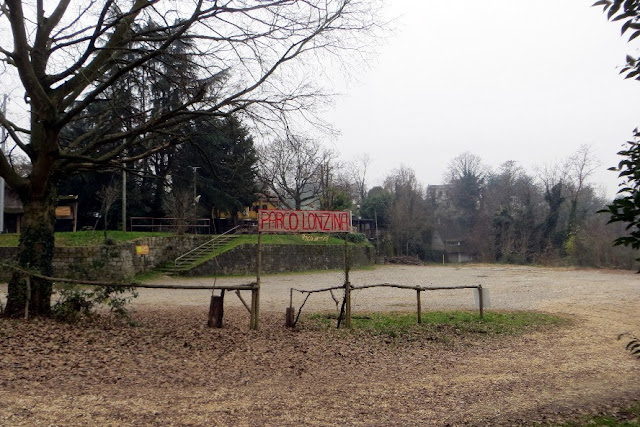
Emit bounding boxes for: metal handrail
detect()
[130,217,210,233]
[174,225,241,266]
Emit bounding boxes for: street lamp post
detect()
[121,167,127,232]
[0,94,7,234]
[190,166,201,233]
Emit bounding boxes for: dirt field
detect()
[1,264,639,426]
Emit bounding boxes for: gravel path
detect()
[135,264,640,424]
[138,264,639,318]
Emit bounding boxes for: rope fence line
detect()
[288,283,486,328]
[2,263,258,291]
[3,263,487,329]
[1,263,257,323]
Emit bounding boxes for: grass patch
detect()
[178,233,371,270]
[56,231,172,246]
[133,269,166,282]
[554,401,640,426]
[0,231,172,247]
[0,231,367,248]
[0,233,19,247]
[257,233,366,246]
[306,310,569,338]
[189,267,375,280]
[208,233,370,247]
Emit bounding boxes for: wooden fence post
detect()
[478,285,484,319]
[343,235,351,328]
[251,232,262,330]
[208,290,225,328]
[416,289,422,324]
[285,307,295,328]
[286,288,295,328]
[24,275,30,320]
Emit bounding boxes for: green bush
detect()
[52,283,138,323]
[345,232,366,244]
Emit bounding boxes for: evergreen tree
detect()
[171,117,258,222]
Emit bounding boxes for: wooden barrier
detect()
[4,264,486,331]
[288,283,485,328]
[208,292,225,328]
[3,264,257,325]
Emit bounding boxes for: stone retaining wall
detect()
[0,239,375,281]
[188,244,375,276]
[0,235,211,281]
[0,247,15,280]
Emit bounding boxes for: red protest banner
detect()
[258,209,351,233]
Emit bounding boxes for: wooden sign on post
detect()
[258,209,353,329]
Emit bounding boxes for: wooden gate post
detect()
[286,288,295,328]
[343,234,351,328]
[208,290,225,328]
[251,232,262,330]
[24,275,31,320]
[285,307,295,328]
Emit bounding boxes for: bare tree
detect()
[163,188,194,236]
[257,135,335,210]
[535,145,599,244]
[95,183,120,242]
[349,153,370,205]
[483,161,542,263]
[535,160,568,253]
[445,152,487,231]
[0,0,381,317]
[445,151,486,183]
[318,156,356,211]
[563,145,600,232]
[383,166,429,257]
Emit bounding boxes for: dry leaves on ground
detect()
[1,306,638,426]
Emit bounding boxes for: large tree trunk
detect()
[4,116,58,318]
[4,183,57,317]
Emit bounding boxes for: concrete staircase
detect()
[159,228,240,275]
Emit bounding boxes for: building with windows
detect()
[427,184,474,263]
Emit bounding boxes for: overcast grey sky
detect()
[324,0,640,198]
